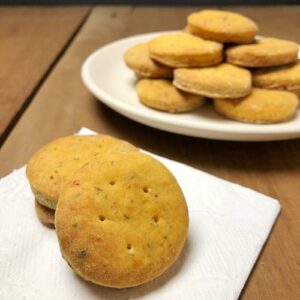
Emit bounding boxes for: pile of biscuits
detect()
[26,135,188,288]
[124,9,300,124]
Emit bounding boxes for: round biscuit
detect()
[213,88,299,124]
[26,135,137,209]
[253,60,300,94]
[35,200,55,228]
[55,151,189,288]
[226,38,299,68]
[187,9,258,43]
[149,33,223,68]
[124,43,173,78]
[136,79,205,113]
[174,63,252,98]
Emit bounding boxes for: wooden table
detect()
[0,5,299,299]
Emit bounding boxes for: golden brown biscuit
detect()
[292,88,300,97]
[226,38,299,68]
[26,135,137,210]
[35,200,55,228]
[253,60,300,95]
[182,26,190,34]
[214,88,298,124]
[56,151,189,288]
[124,43,173,78]
[187,9,258,43]
[174,63,252,98]
[136,79,205,113]
[149,33,223,68]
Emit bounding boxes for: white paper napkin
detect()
[0,128,280,300]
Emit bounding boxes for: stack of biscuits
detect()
[124,9,300,124]
[26,135,189,288]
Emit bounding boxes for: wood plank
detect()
[1,6,300,299]
[0,6,91,143]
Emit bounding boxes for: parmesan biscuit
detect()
[124,43,173,78]
[253,60,300,95]
[136,79,205,113]
[226,38,299,68]
[56,151,189,288]
[26,135,137,210]
[149,33,223,68]
[187,9,258,43]
[182,26,190,34]
[214,88,298,124]
[174,63,252,98]
[35,200,55,228]
[292,88,300,97]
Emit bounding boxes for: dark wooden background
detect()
[1,1,300,5]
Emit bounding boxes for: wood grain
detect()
[0,6,300,299]
[0,6,90,143]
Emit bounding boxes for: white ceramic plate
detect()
[81,31,300,141]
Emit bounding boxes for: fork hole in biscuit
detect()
[124,214,130,220]
[99,216,106,222]
[50,175,54,180]
[109,181,116,186]
[143,187,150,193]
[127,244,132,250]
[153,215,159,223]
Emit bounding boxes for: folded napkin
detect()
[0,128,280,300]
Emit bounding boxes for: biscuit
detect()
[292,88,300,97]
[174,63,252,98]
[214,88,298,124]
[136,79,205,113]
[124,43,173,78]
[182,26,190,34]
[149,33,223,68]
[26,135,137,210]
[55,151,189,288]
[226,38,299,67]
[253,60,300,95]
[187,9,258,43]
[35,200,55,228]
